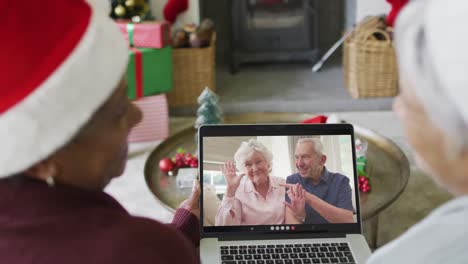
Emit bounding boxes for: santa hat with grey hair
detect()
[395,0,468,154]
[0,0,128,177]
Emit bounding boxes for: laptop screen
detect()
[199,124,361,237]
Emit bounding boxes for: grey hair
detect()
[234,139,273,173]
[297,138,324,156]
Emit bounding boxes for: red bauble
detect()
[361,181,369,189]
[159,158,175,173]
[184,153,193,166]
[189,159,198,168]
[175,159,185,168]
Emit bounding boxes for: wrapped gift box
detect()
[128,94,169,142]
[116,21,171,48]
[127,46,173,99]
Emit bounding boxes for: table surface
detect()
[144,113,410,221]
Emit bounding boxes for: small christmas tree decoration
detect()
[194,87,223,142]
[194,87,223,144]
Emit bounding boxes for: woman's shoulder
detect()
[368,197,468,263]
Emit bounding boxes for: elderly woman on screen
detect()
[0,1,200,263]
[367,0,468,263]
[215,139,288,225]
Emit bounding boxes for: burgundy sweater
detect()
[0,175,200,264]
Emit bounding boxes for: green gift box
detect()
[127,46,173,100]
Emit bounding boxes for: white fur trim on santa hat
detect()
[0,1,129,177]
[395,0,468,153]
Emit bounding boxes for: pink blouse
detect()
[215,176,286,226]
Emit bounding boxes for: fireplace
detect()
[230,0,319,72]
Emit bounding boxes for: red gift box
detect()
[128,94,169,142]
[116,21,171,49]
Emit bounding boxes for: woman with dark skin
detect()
[0,1,200,263]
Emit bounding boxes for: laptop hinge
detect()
[218,232,346,241]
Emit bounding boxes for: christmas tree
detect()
[109,0,153,22]
[194,87,223,142]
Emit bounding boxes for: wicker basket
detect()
[343,20,398,98]
[167,33,216,107]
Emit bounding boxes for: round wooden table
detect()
[144,113,410,249]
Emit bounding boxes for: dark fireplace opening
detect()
[200,0,349,73]
[229,0,318,72]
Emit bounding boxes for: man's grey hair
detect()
[234,139,273,173]
[297,138,324,156]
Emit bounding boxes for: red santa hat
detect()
[0,0,128,177]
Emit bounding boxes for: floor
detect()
[171,64,394,116]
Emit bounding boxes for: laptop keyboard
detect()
[220,242,355,264]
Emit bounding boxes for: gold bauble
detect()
[114,5,126,17]
[125,0,135,8]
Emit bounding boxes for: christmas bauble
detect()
[132,16,142,23]
[114,4,126,17]
[190,159,198,168]
[159,158,175,173]
[125,0,135,8]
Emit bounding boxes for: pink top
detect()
[215,176,286,226]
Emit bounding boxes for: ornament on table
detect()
[109,0,152,21]
[159,148,198,176]
[159,157,175,175]
[355,138,371,193]
[194,87,223,143]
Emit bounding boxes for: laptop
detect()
[199,123,371,264]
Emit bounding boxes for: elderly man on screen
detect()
[283,138,355,224]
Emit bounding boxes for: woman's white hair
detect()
[297,138,324,156]
[234,139,273,173]
[395,0,468,156]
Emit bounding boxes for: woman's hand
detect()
[179,180,201,219]
[221,161,245,197]
[282,183,306,222]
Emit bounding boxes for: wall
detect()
[150,0,200,24]
[356,0,390,22]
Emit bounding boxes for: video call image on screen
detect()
[202,135,357,227]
